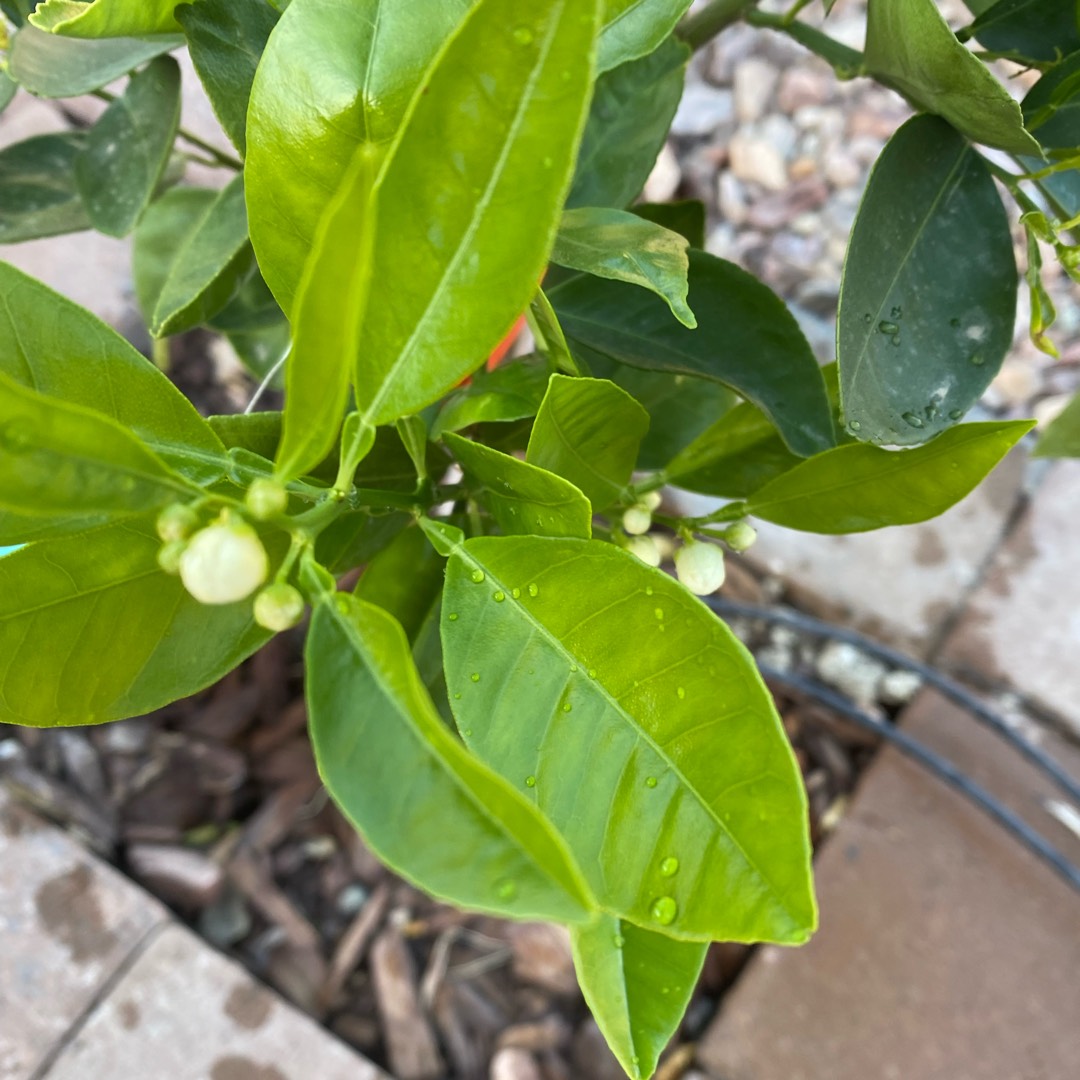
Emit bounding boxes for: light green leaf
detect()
[245,0,473,310]
[572,915,707,1080]
[0,74,16,114]
[864,0,1042,156]
[307,594,594,923]
[569,35,688,210]
[276,144,376,482]
[443,535,817,943]
[149,176,252,337]
[599,0,691,72]
[75,56,181,237]
[1033,392,1080,458]
[7,23,181,97]
[965,0,1080,64]
[529,289,581,376]
[526,374,649,511]
[431,355,553,440]
[745,421,1034,533]
[0,133,89,243]
[356,0,602,426]
[444,432,593,539]
[838,115,1017,446]
[31,0,182,36]
[0,518,277,727]
[552,251,835,458]
[553,208,696,329]
[175,0,279,157]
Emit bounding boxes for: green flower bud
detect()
[674,540,726,596]
[254,583,306,632]
[245,478,289,521]
[622,505,652,536]
[641,490,663,512]
[723,521,758,553]
[157,539,187,575]
[179,518,269,605]
[625,534,661,567]
[156,503,199,543]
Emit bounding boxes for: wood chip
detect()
[320,882,391,1010]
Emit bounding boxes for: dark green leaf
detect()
[307,594,594,923]
[967,0,1080,64]
[633,200,707,249]
[838,115,1017,446]
[30,0,182,36]
[245,0,472,310]
[569,35,688,210]
[598,0,691,72]
[207,266,285,333]
[553,208,696,328]
[864,0,1042,155]
[745,421,1034,533]
[431,355,553,439]
[443,535,817,943]
[315,511,411,575]
[572,916,707,1080]
[552,250,835,457]
[175,0,279,156]
[75,56,181,237]
[526,374,649,510]
[8,23,181,97]
[1,1,36,25]
[356,0,602,426]
[0,518,277,727]
[1033,391,1080,457]
[1022,51,1080,150]
[0,133,89,243]
[444,432,593,539]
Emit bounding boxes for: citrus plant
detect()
[0,0,1075,1075]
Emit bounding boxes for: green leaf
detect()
[30,0,182,36]
[443,536,817,943]
[444,432,593,539]
[864,0,1042,156]
[277,144,377,482]
[1033,391,1080,457]
[552,250,835,458]
[245,0,473,310]
[0,74,18,115]
[1022,51,1080,150]
[316,511,411,576]
[175,0,279,156]
[431,355,553,439]
[745,421,1034,533]
[569,35,688,210]
[75,56,181,237]
[526,374,649,511]
[307,594,594,923]
[0,133,89,243]
[553,208,696,328]
[529,289,582,376]
[148,176,252,337]
[0,261,226,485]
[7,23,181,97]
[0,518,277,727]
[572,916,707,1080]
[355,0,602,426]
[837,115,1017,446]
[598,0,691,73]
[634,199,707,249]
[966,0,1080,64]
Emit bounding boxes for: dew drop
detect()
[654,608,664,620]
[901,412,924,429]
[471,569,485,583]
[848,420,861,432]
[878,320,899,336]
[464,728,473,736]
[1,419,34,454]
[862,312,872,325]
[512,25,534,44]
[335,596,350,615]
[448,613,459,621]
[569,664,578,673]
[562,702,572,713]
[471,672,481,683]
[493,591,505,603]
[676,687,685,700]
[588,669,597,679]
[969,353,986,367]
[525,775,536,788]
[512,588,521,599]
[645,586,654,596]
[949,408,964,420]
[890,334,901,347]
[645,776,658,789]
[613,932,625,948]
[528,583,539,597]
[631,1056,640,1067]
[495,878,518,901]
[660,856,680,878]
[454,693,462,700]
[650,896,677,925]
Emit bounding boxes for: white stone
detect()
[642,142,681,203]
[734,57,780,123]
[672,84,735,137]
[718,171,749,226]
[816,641,888,708]
[729,133,789,191]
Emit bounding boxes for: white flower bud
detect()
[652,533,677,562]
[246,478,289,521]
[622,505,652,536]
[675,540,726,596]
[641,490,663,512]
[156,503,199,543]
[179,518,269,605]
[254,583,306,632]
[724,521,758,553]
[625,534,661,567]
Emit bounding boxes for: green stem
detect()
[745,10,864,76]
[151,336,170,373]
[677,0,760,51]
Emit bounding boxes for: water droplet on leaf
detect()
[528,583,539,597]
[901,412,924,428]
[495,879,518,901]
[645,776,658,789]
[513,26,533,44]
[525,775,536,788]
[660,857,680,877]
[471,672,481,683]
[471,569,485,583]
[878,320,899,335]
[1,420,33,454]
[493,591,505,603]
[512,588,521,599]
[651,896,677,925]
[676,687,685,700]
[448,613,459,621]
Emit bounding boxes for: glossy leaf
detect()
[7,23,181,97]
[431,355,553,439]
[0,518,276,728]
[444,432,593,539]
[148,176,252,337]
[634,200,706,249]
[30,0,182,36]
[744,421,1034,533]
[306,594,594,923]
[443,535,817,943]
[1033,392,1080,458]
[838,116,1017,446]
[277,145,377,482]
[572,916,707,1080]
[553,208,696,328]
[316,511,411,576]
[552,250,835,458]
[356,0,602,426]
[966,0,1080,64]
[0,262,226,485]
[175,0,279,156]
[598,0,691,73]
[0,133,88,243]
[527,375,649,510]
[75,56,181,237]
[569,35,688,210]
[529,289,581,376]
[864,0,1041,156]
[1022,51,1080,150]
[245,0,472,310]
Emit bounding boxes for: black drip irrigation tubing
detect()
[704,598,1080,894]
